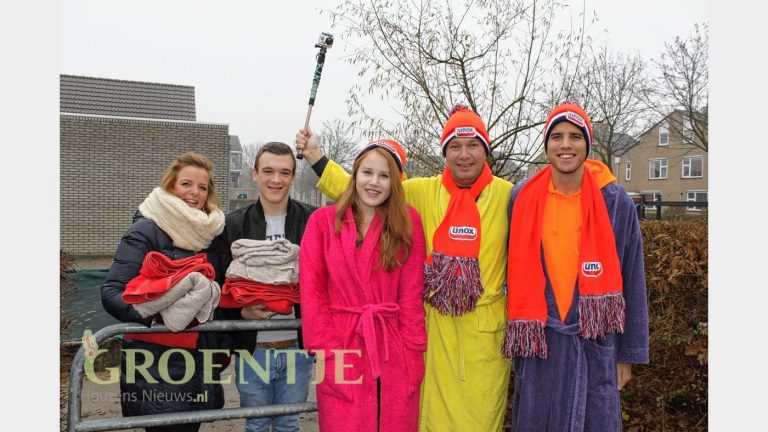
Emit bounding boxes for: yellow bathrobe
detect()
[317,160,512,431]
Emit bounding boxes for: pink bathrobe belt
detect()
[330,302,415,394]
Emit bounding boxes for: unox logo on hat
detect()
[455,126,477,137]
[566,111,586,127]
[581,261,603,277]
[368,140,396,154]
[449,226,477,241]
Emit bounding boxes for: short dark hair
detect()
[254,142,296,174]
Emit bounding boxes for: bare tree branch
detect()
[569,45,653,173]
[329,0,590,179]
[647,23,709,151]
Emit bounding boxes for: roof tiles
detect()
[60,74,196,121]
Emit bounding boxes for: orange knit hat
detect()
[543,101,593,155]
[440,104,490,156]
[355,139,407,175]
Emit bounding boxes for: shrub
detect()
[60,250,77,431]
[623,220,707,431]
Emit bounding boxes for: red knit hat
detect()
[355,139,407,176]
[440,104,490,156]
[543,101,593,155]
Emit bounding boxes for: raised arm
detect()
[295,127,352,201]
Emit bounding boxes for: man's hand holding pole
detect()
[295,127,323,165]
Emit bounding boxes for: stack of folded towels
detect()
[122,252,221,348]
[218,238,300,314]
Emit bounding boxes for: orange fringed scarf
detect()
[502,164,625,359]
[423,162,493,315]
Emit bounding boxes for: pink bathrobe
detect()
[300,205,427,432]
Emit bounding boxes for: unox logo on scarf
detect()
[455,127,477,137]
[449,226,477,241]
[566,111,586,127]
[581,261,603,277]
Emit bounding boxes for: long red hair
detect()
[334,148,412,271]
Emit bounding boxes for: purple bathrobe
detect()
[508,181,649,432]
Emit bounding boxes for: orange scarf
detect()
[423,162,493,315]
[502,165,625,359]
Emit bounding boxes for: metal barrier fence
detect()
[67,319,317,432]
[634,196,708,220]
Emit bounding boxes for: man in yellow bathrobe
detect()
[295,104,512,431]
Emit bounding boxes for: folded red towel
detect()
[122,252,215,304]
[219,278,299,314]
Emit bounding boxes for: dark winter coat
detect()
[101,211,227,418]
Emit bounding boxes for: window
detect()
[649,158,668,179]
[659,122,669,146]
[644,191,663,210]
[625,161,632,181]
[230,153,242,170]
[686,190,707,211]
[682,156,704,178]
[683,117,694,144]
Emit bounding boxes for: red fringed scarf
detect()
[502,165,625,359]
[423,162,493,315]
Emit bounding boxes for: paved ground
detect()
[77,362,319,432]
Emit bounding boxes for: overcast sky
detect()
[60,0,708,148]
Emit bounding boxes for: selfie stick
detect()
[297,32,333,160]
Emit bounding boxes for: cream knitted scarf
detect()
[138,187,225,251]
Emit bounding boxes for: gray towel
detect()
[132,271,221,332]
[225,238,300,284]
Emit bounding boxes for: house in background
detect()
[591,122,639,176]
[227,135,260,210]
[615,110,708,215]
[524,120,638,180]
[60,74,231,255]
[522,111,708,216]
[229,135,244,187]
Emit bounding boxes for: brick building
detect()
[615,110,708,215]
[60,74,230,255]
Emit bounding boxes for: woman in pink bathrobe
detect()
[299,139,427,432]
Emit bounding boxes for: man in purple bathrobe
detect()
[504,102,649,431]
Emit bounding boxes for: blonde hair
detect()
[160,152,221,214]
[334,148,412,271]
